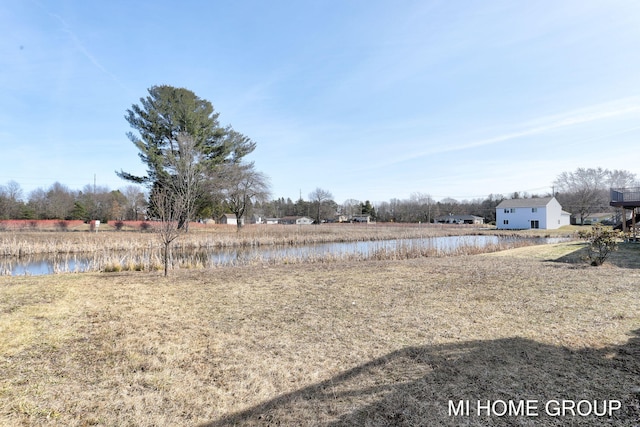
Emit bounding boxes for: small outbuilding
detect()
[496,197,571,230]
[218,214,243,226]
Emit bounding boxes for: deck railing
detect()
[611,187,640,203]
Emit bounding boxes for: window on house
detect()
[530,220,539,229]
[532,208,537,213]
[503,220,509,225]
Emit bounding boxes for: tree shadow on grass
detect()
[200,329,640,426]
[553,242,640,270]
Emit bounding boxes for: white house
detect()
[496,197,571,230]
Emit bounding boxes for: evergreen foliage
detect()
[116,85,256,224]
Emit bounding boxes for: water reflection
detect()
[1,253,92,276]
[1,235,567,276]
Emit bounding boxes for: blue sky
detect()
[2,0,640,204]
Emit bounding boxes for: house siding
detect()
[497,207,544,229]
[496,197,570,230]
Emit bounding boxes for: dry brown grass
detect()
[0,224,577,276]
[1,241,639,425]
[0,223,577,257]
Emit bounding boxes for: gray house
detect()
[352,215,372,223]
[434,214,484,225]
[279,216,314,225]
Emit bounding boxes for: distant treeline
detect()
[2,165,637,224]
[1,181,509,224]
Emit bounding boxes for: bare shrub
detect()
[56,220,69,232]
[578,224,621,266]
[114,220,125,231]
[139,222,151,232]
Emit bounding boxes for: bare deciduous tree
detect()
[340,199,362,219]
[147,132,203,275]
[121,185,147,220]
[308,188,334,224]
[162,132,205,231]
[607,169,639,189]
[410,192,434,223]
[216,162,271,230]
[554,167,619,224]
[0,181,23,219]
[46,182,76,220]
[149,186,185,277]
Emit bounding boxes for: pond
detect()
[0,235,568,276]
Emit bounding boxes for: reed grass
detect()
[0,223,576,256]
[1,235,554,275]
[0,224,579,275]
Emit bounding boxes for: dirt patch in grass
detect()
[1,246,639,425]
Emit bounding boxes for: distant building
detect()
[352,215,372,223]
[218,214,243,226]
[496,197,571,230]
[434,214,484,225]
[335,215,349,223]
[279,216,314,225]
[577,212,617,225]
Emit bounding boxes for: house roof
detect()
[496,197,555,209]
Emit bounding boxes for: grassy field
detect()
[1,240,639,425]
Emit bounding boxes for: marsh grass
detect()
[3,238,540,274]
[1,242,639,425]
[0,223,577,256]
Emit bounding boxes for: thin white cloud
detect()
[450,102,640,151]
[49,12,129,91]
[363,97,640,170]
